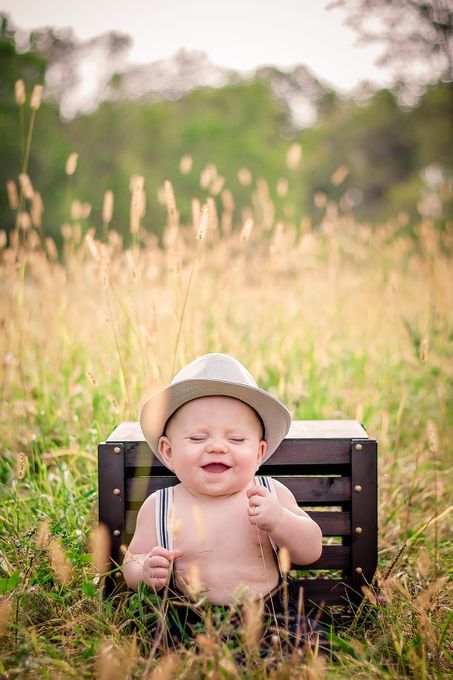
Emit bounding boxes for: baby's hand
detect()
[142,546,183,591]
[247,486,283,533]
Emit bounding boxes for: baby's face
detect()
[158,396,267,497]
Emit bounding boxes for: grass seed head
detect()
[48,538,72,585]
[286,143,302,170]
[6,180,19,209]
[102,190,114,224]
[16,452,26,479]
[36,519,50,550]
[65,152,78,176]
[15,79,26,105]
[0,598,13,636]
[30,84,43,110]
[90,523,111,574]
[19,173,34,200]
[278,546,291,576]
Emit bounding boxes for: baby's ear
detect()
[158,435,174,470]
[256,439,267,468]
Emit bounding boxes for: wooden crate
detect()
[98,420,377,619]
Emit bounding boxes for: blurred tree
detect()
[329,0,453,82]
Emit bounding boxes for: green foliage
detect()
[1,28,452,246]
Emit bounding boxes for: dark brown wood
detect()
[124,509,351,538]
[98,418,378,619]
[291,579,352,606]
[299,545,350,570]
[125,475,351,507]
[98,443,126,596]
[350,439,378,597]
[123,439,352,468]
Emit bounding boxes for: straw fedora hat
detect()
[139,353,291,464]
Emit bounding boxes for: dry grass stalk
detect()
[427,420,438,453]
[96,639,136,680]
[90,523,111,574]
[192,503,206,540]
[206,196,218,230]
[149,652,180,679]
[15,452,26,480]
[164,180,179,229]
[331,164,350,185]
[84,233,101,262]
[286,143,302,170]
[240,217,254,242]
[102,190,114,224]
[65,152,78,176]
[130,175,145,235]
[36,519,50,550]
[0,598,13,636]
[237,168,252,186]
[45,237,58,260]
[196,204,209,240]
[15,79,26,105]
[419,336,429,362]
[186,562,203,599]
[30,84,43,110]
[278,547,291,576]
[179,154,192,174]
[277,177,288,197]
[31,192,44,228]
[168,504,182,542]
[18,211,31,232]
[18,173,34,200]
[200,163,217,189]
[6,180,19,209]
[48,538,72,585]
[242,596,264,650]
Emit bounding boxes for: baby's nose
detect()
[206,438,228,453]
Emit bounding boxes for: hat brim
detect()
[139,378,291,464]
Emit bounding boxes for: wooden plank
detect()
[124,509,350,539]
[107,420,368,443]
[126,476,351,507]
[97,443,125,597]
[123,440,352,468]
[297,545,350,570]
[124,509,351,538]
[351,439,378,595]
[307,511,350,536]
[290,579,351,606]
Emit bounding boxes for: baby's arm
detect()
[247,480,322,565]
[122,493,182,591]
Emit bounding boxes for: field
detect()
[1,149,452,677]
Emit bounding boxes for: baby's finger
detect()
[147,555,171,569]
[246,486,267,499]
[150,546,174,559]
[146,567,169,579]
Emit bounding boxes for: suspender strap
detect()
[255,476,280,559]
[155,486,174,551]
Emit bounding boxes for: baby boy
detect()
[122,353,322,609]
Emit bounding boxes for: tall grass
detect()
[0,84,452,678]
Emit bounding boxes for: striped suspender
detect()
[155,486,174,551]
[255,476,280,558]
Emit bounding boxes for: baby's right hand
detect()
[142,546,183,591]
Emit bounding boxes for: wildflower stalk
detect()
[171,205,208,377]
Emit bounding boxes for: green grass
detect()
[0,160,452,677]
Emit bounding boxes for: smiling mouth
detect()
[202,463,231,474]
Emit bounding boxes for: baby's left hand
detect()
[247,486,283,532]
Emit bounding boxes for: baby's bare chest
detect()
[171,494,261,556]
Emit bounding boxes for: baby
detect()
[122,353,322,611]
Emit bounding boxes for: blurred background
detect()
[0,0,452,246]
